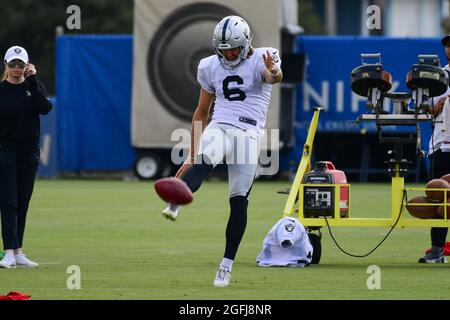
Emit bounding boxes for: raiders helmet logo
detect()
[14,48,21,54]
[285,223,295,232]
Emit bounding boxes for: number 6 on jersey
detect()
[223,75,246,101]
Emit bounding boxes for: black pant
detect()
[0,146,39,250]
[429,150,450,247]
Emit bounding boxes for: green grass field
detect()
[0,179,449,300]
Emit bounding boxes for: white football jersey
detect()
[429,64,450,155]
[197,47,281,134]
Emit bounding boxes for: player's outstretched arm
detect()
[175,88,215,178]
[263,49,283,84]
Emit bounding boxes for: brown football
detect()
[437,200,450,218]
[440,173,450,185]
[406,196,439,219]
[425,179,450,202]
[154,177,193,205]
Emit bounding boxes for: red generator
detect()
[303,161,349,218]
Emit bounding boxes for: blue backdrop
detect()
[286,36,446,168]
[55,35,445,173]
[56,35,135,171]
[296,36,445,136]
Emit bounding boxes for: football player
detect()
[162,15,282,287]
[419,34,450,263]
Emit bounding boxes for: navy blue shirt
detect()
[0,75,52,154]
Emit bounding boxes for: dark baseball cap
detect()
[441,34,450,46]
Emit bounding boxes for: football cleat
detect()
[213,266,231,287]
[162,203,181,222]
[418,248,448,264]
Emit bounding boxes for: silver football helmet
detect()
[212,15,252,67]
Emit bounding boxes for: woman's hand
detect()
[24,64,37,78]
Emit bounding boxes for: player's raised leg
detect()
[162,122,231,221]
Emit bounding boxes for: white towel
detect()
[256,217,313,267]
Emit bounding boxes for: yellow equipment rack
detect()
[283,108,449,228]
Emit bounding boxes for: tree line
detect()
[0,0,133,94]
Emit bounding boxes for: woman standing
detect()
[0,46,52,268]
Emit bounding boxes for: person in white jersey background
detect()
[161,15,283,287]
[418,34,450,263]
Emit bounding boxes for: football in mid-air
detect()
[154,177,193,205]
